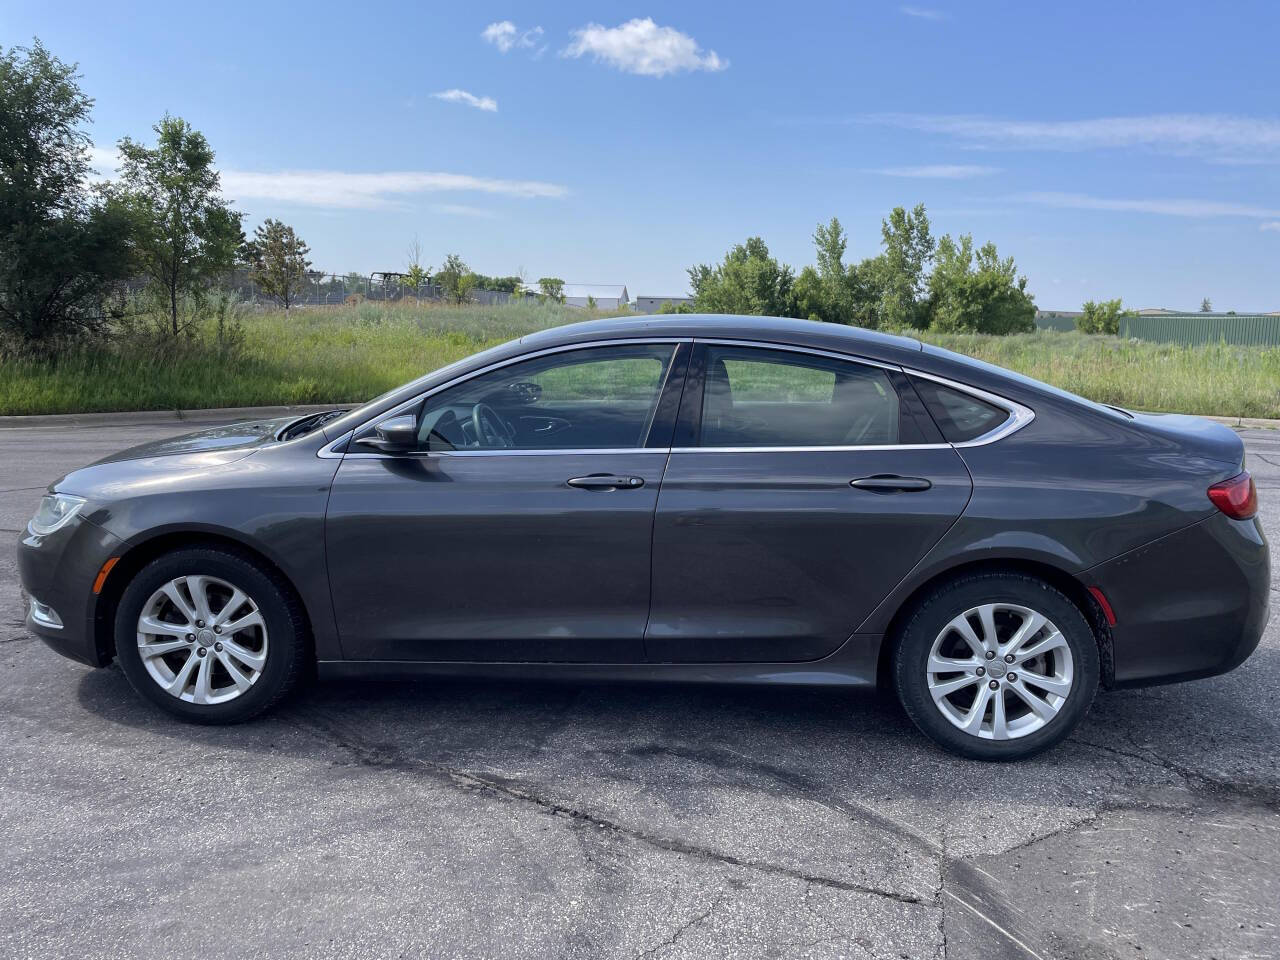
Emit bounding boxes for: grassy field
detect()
[1,301,1278,418]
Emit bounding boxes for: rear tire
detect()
[892,572,1099,760]
[114,547,307,724]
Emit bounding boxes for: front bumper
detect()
[1090,512,1270,687]
[16,518,125,668]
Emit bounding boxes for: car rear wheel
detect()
[892,572,1099,760]
[114,547,306,723]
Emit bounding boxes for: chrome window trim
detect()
[319,338,687,460]
[317,335,1036,459]
[903,368,1036,447]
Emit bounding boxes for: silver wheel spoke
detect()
[1001,610,1047,657]
[186,576,215,623]
[943,614,984,658]
[139,616,187,637]
[222,610,265,637]
[1017,671,1072,697]
[138,573,269,705]
[216,650,254,692]
[192,653,214,704]
[220,638,266,671]
[976,604,998,654]
[1013,631,1067,664]
[160,582,198,624]
[213,588,249,627]
[1009,682,1058,722]
[139,638,190,659]
[165,651,200,695]
[928,653,977,673]
[929,673,980,698]
[960,685,993,734]
[990,689,1009,739]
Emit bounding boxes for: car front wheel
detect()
[114,547,306,723]
[892,572,1100,760]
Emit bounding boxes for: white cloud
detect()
[1014,191,1280,220]
[860,112,1280,159]
[1261,221,1280,232]
[563,18,727,77]
[900,6,948,20]
[867,164,999,179]
[482,21,544,54]
[431,89,497,112]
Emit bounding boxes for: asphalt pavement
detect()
[1,420,1277,960]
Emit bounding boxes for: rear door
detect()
[645,341,972,663]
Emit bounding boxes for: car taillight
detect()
[1207,471,1257,520]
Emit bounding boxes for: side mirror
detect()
[355,414,418,452]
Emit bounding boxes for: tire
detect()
[114,546,307,724]
[892,572,1099,760]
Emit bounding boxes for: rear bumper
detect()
[1089,513,1270,687]
[16,519,124,668]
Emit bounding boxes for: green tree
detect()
[435,253,471,304]
[112,115,243,335]
[456,272,478,304]
[242,218,311,310]
[538,277,565,302]
[1076,298,1127,335]
[401,264,429,299]
[657,300,696,314]
[873,203,934,329]
[471,274,522,293]
[0,40,131,342]
[687,237,796,316]
[926,235,1036,334]
[1200,297,1212,312]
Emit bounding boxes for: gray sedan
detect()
[16,314,1269,758]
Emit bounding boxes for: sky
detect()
[5,1,1279,310]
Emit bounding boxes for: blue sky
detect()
[6,1,1279,309]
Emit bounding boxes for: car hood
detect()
[88,417,296,467]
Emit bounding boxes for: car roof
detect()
[518,313,924,364]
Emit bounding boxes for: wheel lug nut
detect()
[976,667,985,676]
[985,651,995,660]
[215,643,223,652]
[196,648,207,657]
[213,626,221,634]
[186,634,194,641]
[989,679,999,689]
[1004,654,1014,663]
[1007,673,1017,682]
[196,620,204,628]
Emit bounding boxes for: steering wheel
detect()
[471,402,512,448]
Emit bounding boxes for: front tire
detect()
[892,572,1100,760]
[114,547,306,723]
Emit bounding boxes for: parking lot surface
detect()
[1,420,1277,959]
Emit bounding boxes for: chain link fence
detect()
[215,269,524,308]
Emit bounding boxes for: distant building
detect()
[634,295,694,314]
[1135,307,1178,315]
[519,283,630,310]
[1034,309,1081,332]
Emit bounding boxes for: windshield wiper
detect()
[278,409,348,441]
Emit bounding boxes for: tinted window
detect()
[698,347,900,447]
[410,344,676,451]
[911,377,1010,443]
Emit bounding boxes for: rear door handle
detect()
[567,475,645,490]
[850,475,932,492]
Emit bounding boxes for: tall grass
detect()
[1,302,1277,418]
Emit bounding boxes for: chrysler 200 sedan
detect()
[17,315,1269,758]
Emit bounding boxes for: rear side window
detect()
[911,377,1011,443]
[698,346,900,447]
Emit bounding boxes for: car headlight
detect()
[28,493,87,536]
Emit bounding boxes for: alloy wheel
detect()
[136,574,269,705]
[925,602,1074,740]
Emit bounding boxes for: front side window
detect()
[410,344,676,451]
[698,346,901,447]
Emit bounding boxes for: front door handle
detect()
[567,475,645,490]
[850,475,933,492]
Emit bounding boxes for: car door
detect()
[326,340,689,662]
[645,341,973,663]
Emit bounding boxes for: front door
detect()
[326,341,687,662]
[646,342,972,662]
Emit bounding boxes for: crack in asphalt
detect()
[634,893,724,960]
[1075,737,1280,809]
[287,708,926,905]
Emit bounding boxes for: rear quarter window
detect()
[911,377,1011,443]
